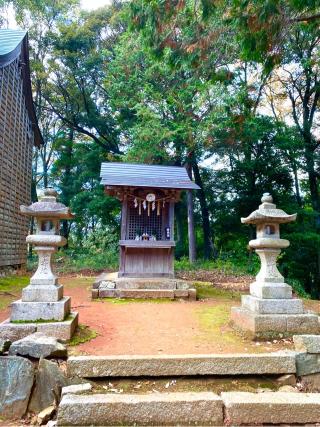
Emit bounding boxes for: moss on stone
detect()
[68,324,98,346]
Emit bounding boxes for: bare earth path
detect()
[56,277,295,355]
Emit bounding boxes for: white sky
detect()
[81,0,112,10]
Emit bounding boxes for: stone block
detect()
[117,289,175,299]
[0,312,78,341]
[176,280,190,290]
[37,405,55,426]
[91,289,99,299]
[296,353,320,376]
[22,284,63,302]
[287,313,319,334]
[276,374,296,386]
[9,332,67,359]
[0,356,34,419]
[36,312,79,340]
[10,296,71,321]
[57,392,223,426]
[231,307,319,338]
[0,320,36,342]
[222,391,320,425]
[115,277,177,290]
[301,373,320,392]
[29,358,69,413]
[250,281,292,299]
[99,289,116,298]
[67,352,296,378]
[61,383,92,397]
[188,288,197,300]
[231,307,287,335]
[294,334,320,353]
[241,295,303,314]
[174,289,189,298]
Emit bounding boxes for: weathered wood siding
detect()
[0,57,33,268]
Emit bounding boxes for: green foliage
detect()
[8,0,320,298]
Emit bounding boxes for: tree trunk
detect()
[305,143,320,212]
[185,163,196,263]
[187,190,196,263]
[192,161,217,259]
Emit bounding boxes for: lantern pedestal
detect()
[231,193,319,339]
[0,188,78,341]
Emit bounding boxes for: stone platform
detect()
[92,272,196,300]
[231,306,319,339]
[0,311,78,341]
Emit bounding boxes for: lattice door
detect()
[127,201,163,240]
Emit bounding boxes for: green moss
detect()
[194,303,241,345]
[11,313,75,324]
[193,282,241,300]
[68,324,98,346]
[0,276,30,310]
[0,276,29,290]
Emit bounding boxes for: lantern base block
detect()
[231,307,320,339]
[10,296,71,322]
[241,295,304,314]
[0,311,78,341]
[250,282,292,299]
[22,284,64,302]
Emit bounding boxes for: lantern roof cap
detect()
[20,188,74,219]
[241,193,297,225]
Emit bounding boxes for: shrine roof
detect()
[100,162,200,190]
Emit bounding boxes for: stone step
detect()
[67,352,296,378]
[57,391,320,426]
[57,392,223,426]
[222,391,320,425]
[94,288,196,300]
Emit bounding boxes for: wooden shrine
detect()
[100,163,199,280]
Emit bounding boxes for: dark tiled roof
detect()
[0,29,43,146]
[100,162,200,190]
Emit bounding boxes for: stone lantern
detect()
[231,193,319,338]
[0,188,78,340]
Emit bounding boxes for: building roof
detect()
[100,162,200,190]
[0,29,43,146]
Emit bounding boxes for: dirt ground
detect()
[2,274,319,355]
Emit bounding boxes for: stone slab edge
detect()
[57,392,223,426]
[222,391,320,425]
[67,352,296,378]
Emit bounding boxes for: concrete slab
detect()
[57,392,223,426]
[67,352,296,378]
[222,391,320,425]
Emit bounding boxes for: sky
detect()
[81,0,112,10]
